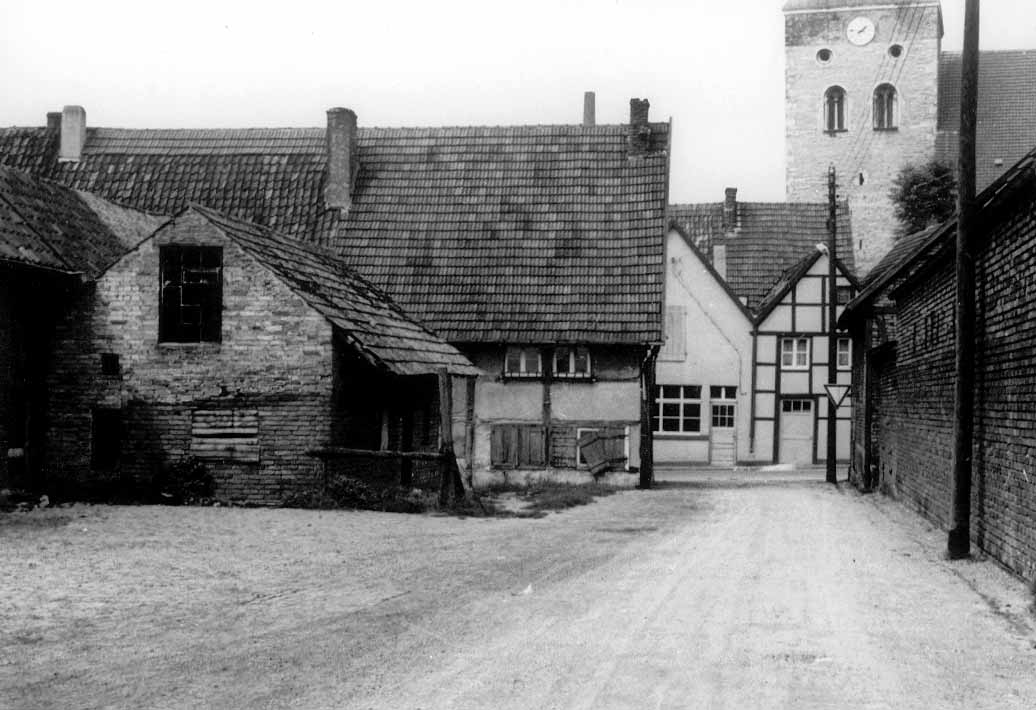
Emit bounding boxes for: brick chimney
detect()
[59,105,86,162]
[583,91,596,127]
[628,98,651,154]
[722,187,738,233]
[46,112,61,133]
[325,107,358,212]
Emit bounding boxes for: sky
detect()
[1,0,1034,203]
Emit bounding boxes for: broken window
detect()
[160,246,222,343]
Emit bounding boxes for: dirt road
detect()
[4,477,1036,709]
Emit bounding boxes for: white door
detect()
[779,398,814,465]
[709,401,736,466]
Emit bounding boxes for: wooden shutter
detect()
[191,409,259,463]
[518,426,546,467]
[491,425,516,468]
[659,305,687,361]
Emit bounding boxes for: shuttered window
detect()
[490,425,546,468]
[191,409,259,463]
[659,305,687,361]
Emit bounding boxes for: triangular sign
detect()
[824,384,852,408]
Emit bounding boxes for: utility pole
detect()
[826,165,838,485]
[949,0,980,559]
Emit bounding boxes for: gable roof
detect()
[0,166,163,277]
[0,118,670,345]
[754,248,858,325]
[937,50,1036,192]
[667,220,754,323]
[667,200,854,310]
[840,142,1036,326]
[184,205,479,378]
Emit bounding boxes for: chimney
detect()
[628,98,651,154]
[59,105,86,162]
[325,107,358,212]
[46,112,61,133]
[713,244,728,281]
[722,187,738,233]
[583,91,596,127]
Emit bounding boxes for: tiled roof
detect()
[0,166,162,277]
[189,205,479,378]
[0,120,670,345]
[668,201,854,310]
[937,51,1036,191]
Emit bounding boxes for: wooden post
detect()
[542,347,554,466]
[437,368,460,505]
[826,164,838,485]
[639,345,659,489]
[399,407,414,489]
[464,375,476,488]
[949,0,980,560]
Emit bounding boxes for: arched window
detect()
[873,83,897,130]
[824,86,847,132]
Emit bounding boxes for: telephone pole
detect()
[949,0,980,559]
[826,164,838,485]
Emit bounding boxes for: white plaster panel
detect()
[655,437,709,464]
[781,371,810,394]
[756,365,776,392]
[552,381,639,421]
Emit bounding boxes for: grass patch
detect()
[479,481,620,517]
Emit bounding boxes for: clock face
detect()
[847,16,876,46]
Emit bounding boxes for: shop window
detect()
[652,385,702,434]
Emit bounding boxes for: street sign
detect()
[824,384,851,408]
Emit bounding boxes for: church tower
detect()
[783,0,943,274]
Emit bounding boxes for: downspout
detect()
[749,329,758,454]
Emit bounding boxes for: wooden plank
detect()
[308,446,445,462]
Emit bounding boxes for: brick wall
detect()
[875,187,1036,583]
[43,211,337,504]
[784,4,941,273]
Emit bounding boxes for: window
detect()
[554,346,592,379]
[100,353,120,376]
[491,424,545,468]
[824,86,847,132]
[659,305,687,361]
[710,386,736,429]
[781,399,813,413]
[160,246,222,343]
[781,338,810,370]
[873,83,897,130]
[837,338,852,369]
[652,385,702,434]
[91,407,122,470]
[836,285,854,305]
[504,347,541,378]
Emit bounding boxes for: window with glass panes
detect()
[159,246,222,343]
[710,386,736,428]
[504,347,541,378]
[652,385,702,434]
[554,346,591,379]
[837,338,851,369]
[780,337,810,369]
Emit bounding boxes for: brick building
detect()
[839,147,1036,583]
[783,0,1036,274]
[0,97,668,492]
[0,167,477,502]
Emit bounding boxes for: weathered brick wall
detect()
[785,4,941,273]
[44,211,336,504]
[883,190,1036,582]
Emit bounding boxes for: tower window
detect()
[816,48,832,64]
[873,83,898,130]
[888,44,903,58]
[824,86,847,133]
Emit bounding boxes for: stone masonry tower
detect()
[784,0,943,274]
